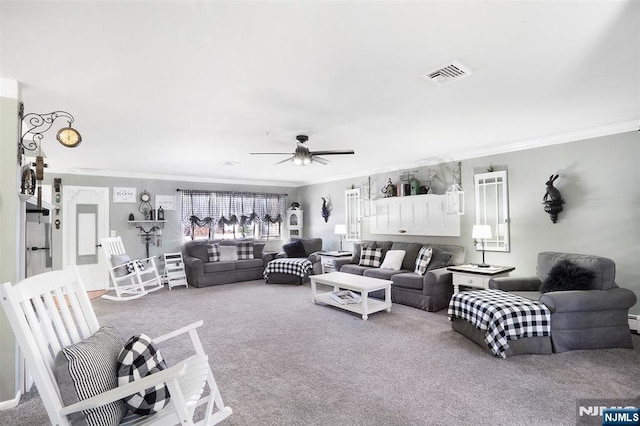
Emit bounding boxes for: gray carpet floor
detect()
[1,279,639,425]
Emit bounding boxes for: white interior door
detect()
[63,186,109,291]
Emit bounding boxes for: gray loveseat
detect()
[182,239,274,287]
[486,251,637,353]
[334,240,466,312]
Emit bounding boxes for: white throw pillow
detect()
[379,250,406,270]
[219,245,239,261]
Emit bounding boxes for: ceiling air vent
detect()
[424,60,472,86]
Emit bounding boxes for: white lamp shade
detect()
[472,224,492,239]
[334,224,347,235]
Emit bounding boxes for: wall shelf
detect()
[127,220,166,230]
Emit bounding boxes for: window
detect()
[180,190,286,242]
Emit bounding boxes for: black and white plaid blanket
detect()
[264,258,313,279]
[448,289,551,358]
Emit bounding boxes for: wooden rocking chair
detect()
[0,266,233,425]
[101,236,164,301]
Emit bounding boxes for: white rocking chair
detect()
[0,266,233,426]
[101,236,164,301]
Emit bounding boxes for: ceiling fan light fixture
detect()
[303,156,311,165]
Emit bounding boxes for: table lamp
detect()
[472,224,492,267]
[334,224,347,251]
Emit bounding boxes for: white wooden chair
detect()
[101,236,164,301]
[0,266,233,426]
[163,252,188,290]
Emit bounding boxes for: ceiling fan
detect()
[250,134,355,166]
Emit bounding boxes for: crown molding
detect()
[45,167,299,188]
[47,120,639,188]
[298,120,640,186]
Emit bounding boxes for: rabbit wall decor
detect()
[542,174,564,223]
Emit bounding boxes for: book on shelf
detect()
[329,290,362,305]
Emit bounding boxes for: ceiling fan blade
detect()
[311,150,355,156]
[250,152,294,155]
[274,156,293,165]
[311,156,330,165]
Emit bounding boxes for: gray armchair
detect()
[489,251,636,353]
[269,238,324,284]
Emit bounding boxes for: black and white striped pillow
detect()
[237,241,254,260]
[207,243,220,262]
[414,246,433,276]
[117,334,170,416]
[359,247,383,268]
[54,324,127,426]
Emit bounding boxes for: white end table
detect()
[318,251,352,273]
[447,264,515,293]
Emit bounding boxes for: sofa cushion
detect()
[380,250,406,270]
[427,247,453,270]
[359,247,383,267]
[207,243,220,262]
[293,237,323,256]
[390,242,421,271]
[414,246,433,276]
[237,241,254,260]
[236,258,264,270]
[375,241,394,261]
[253,242,265,259]
[283,240,307,258]
[186,241,210,263]
[536,252,616,290]
[204,261,236,273]
[363,268,406,280]
[539,259,594,293]
[340,264,370,276]
[391,272,425,290]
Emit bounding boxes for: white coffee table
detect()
[310,272,392,321]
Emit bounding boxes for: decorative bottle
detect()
[157,205,165,220]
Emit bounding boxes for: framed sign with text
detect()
[155,195,177,210]
[113,187,137,203]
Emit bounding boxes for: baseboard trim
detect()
[0,390,21,411]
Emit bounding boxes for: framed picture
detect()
[155,195,176,210]
[113,187,136,203]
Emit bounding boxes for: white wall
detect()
[44,173,299,270]
[0,79,20,406]
[298,131,640,313]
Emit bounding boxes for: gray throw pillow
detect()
[111,254,131,277]
[54,324,127,426]
[426,247,453,271]
[188,242,210,263]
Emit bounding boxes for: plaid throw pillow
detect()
[414,246,433,276]
[207,243,220,262]
[117,334,170,416]
[126,260,145,273]
[359,247,383,268]
[237,241,254,260]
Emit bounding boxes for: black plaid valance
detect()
[180,190,287,230]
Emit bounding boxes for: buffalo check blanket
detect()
[448,289,551,358]
[264,258,313,279]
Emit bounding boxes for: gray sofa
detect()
[182,239,274,287]
[334,240,466,312]
[486,251,637,353]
